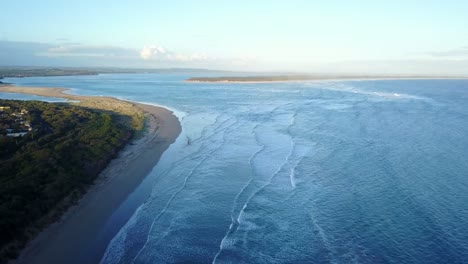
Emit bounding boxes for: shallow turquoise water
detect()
[5,75,468,263]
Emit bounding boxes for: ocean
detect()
[4,75,468,263]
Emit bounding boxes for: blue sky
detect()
[2,0,468,74]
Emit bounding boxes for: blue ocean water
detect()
[4,75,468,263]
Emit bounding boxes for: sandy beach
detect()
[0,86,181,264]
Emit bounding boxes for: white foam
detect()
[100,205,145,264]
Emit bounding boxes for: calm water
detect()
[5,75,468,263]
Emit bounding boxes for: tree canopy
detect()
[0,99,133,262]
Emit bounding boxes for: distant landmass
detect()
[0,66,236,79]
[2,67,467,85]
[0,67,101,78]
[186,75,468,83]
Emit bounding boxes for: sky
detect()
[1,0,468,75]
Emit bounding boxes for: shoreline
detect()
[0,86,181,264]
[185,76,468,84]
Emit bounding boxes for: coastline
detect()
[185,76,468,84]
[0,86,181,264]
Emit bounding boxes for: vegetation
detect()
[0,100,133,262]
[74,97,145,132]
[0,67,100,78]
[0,86,146,132]
[0,66,231,80]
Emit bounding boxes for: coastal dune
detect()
[0,86,181,264]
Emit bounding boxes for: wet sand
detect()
[0,86,181,264]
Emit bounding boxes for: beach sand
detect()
[0,86,181,264]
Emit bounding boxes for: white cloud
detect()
[140,45,168,60]
[0,40,255,70]
[139,44,214,62]
[41,44,137,57]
